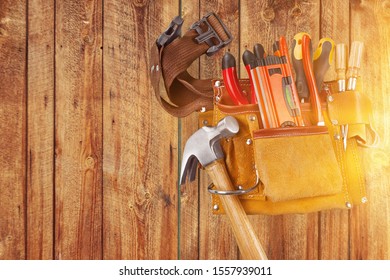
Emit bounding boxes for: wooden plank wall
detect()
[0,0,389,260]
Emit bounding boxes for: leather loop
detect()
[326,90,380,147]
[150,13,232,117]
[327,91,372,125]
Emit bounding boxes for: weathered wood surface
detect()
[0,0,27,260]
[27,0,55,260]
[349,0,390,260]
[0,0,389,260]
[55,0,103,259]
[102,0,179,259]
[179,0,201,260]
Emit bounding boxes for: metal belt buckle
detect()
[157,16,183,49]
[190,12,233,56]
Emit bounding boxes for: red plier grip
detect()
[222,52,249,105]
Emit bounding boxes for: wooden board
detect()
[179,0,201,260]
[349,0,390,260]
[0,0,27,260]
[0,0,389,261]
[26,0,55,260]
[55,0,103,259]
[102,0,179,260]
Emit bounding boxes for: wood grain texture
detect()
[179,0,201,260]
[55,0,103,259]
[0,0,389,261]
[318,0,350,260]
[0,0,27,260]
[199,0,240,260]
[103,0,179,260]
[319,0,350,82]
[349,0,390,260]
[27,0,55,260]
[240,0,320,77]
[240,0,320,260]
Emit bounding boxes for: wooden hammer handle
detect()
[206,160,268,260]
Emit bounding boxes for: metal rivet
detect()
[237,185,243,190]
[334,134,341,140]
[328,95,334,102]
[345,202,352,209]
[151,65,155,72]
[246,139,252,145]
[202,120,208,125]
[213,204,219,211]
[331,119,339,125]
[155,64,159,71]
[214,80,221,87]
[361,197,368,203]
[200,107,206,113]
[215,96,221,102]
[249,115,256,122]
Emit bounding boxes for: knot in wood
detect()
[144,192,151,200]
[291,6,302,18]
[262,7,275,21]
[85,156,95,168]
[83,35,93,45]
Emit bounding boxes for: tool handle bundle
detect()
[151,13,378,216]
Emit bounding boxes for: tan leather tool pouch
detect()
[204,80,376,215]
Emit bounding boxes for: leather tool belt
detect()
[150,13,379,215]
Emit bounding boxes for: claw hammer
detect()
[180,116,267,260]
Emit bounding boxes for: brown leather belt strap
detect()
[150,12,232,117]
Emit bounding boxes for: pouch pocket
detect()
[253,126,343,202]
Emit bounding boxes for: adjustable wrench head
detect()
[180,116,239,185]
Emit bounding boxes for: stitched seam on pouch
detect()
[219,109,259,115]
[236,137,242,190]
[255,131,328,139]
[249,135,256,194]
[335,126,349,203]
[246,116,262,199]
[351,139,365,198]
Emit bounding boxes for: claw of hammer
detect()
[180,116,239,184]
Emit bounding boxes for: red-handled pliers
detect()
[222,52,249,105]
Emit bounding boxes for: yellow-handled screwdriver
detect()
[292,32,311,103]
[313,38,335,92]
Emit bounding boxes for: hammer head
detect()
[180,116,239,185]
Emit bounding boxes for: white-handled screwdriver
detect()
[336,43,348,150]
[343,41,364,151]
